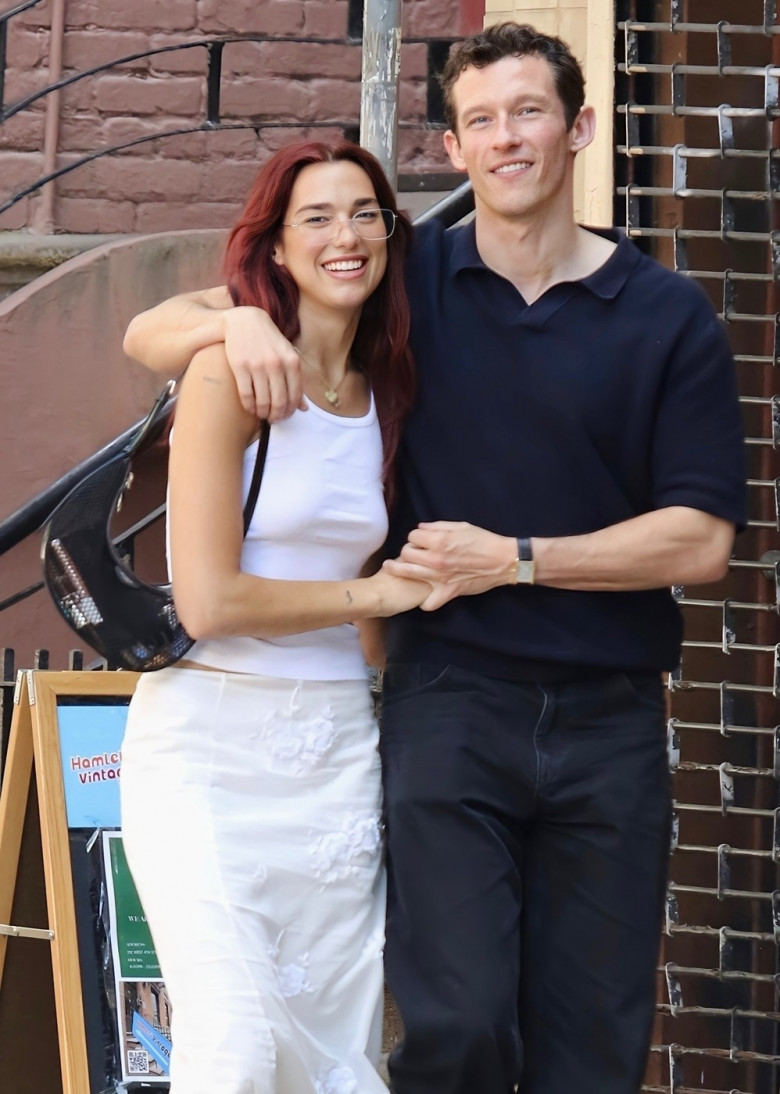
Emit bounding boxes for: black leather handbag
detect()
[41,383,270,671]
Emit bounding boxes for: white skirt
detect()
[120,667,387,1094]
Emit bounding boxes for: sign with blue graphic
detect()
[58,703,128,828]
[132,1011,172,1075]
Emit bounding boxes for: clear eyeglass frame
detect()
[282,208,397,241]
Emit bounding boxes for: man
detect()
[124,24,746,1094]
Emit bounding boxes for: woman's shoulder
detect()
[177,343,257,444]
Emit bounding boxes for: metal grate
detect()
[615,2,780,1092]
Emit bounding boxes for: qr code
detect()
[127,1049,150,1075]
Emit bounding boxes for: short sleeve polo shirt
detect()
[385,219,747,677]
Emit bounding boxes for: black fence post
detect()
[0,646,15,784]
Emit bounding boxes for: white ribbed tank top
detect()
[173,393,388,679]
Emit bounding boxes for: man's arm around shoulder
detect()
[123,286,234,378]
[123,287,303,420]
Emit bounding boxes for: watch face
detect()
[516,560,535,585]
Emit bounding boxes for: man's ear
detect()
[569,105,596,154]
[443,129,468,173]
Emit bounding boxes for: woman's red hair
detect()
[223,139,415,507]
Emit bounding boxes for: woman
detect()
[120,140,429,1094]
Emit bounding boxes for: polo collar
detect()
[449,221,641,300]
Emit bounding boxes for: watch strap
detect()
[516,537,533,561]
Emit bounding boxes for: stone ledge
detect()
[0,231,134,299]
[0,230,131,265]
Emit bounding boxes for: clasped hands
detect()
[384,522,517,611]
[217,311,516,611]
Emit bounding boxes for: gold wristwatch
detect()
[513,537,535,585]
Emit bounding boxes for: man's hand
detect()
[123,287,306,423]
[381,507,736,611]
[382,522,516,610]
[223,308,305,422]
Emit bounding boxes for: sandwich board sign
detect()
[0,671,171,1094]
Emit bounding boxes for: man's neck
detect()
[473,206,617,305]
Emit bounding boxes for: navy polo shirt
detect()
[386,218,747,678]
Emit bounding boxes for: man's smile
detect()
[491,160,533,176]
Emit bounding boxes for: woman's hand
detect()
[382,522,517,610]
[367,569,432,617]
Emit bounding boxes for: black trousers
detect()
[380,661,672,1094]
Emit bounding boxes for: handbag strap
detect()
[242,420,270,535]
[129,381,268,535]
[129,380,178,457]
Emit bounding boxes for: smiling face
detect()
[273,160,389,323]
[443,53,594,227]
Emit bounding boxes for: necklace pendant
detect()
[325,389,340,407]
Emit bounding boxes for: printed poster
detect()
[57,703,127,828]
[106,833,161,979]
[103,832,171,1083]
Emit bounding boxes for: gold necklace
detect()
[295,347,349,408]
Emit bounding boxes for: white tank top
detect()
[174,393,388,679]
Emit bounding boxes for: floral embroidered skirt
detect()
[121,666,387,1094]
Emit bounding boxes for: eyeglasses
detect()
[282,208,397,241]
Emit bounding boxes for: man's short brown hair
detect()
[440,22,585,132]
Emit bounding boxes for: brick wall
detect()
[0,0,475,234]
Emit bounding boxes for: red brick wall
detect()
[0,0,475,234]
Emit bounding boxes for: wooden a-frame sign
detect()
[0,670,139,1094]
